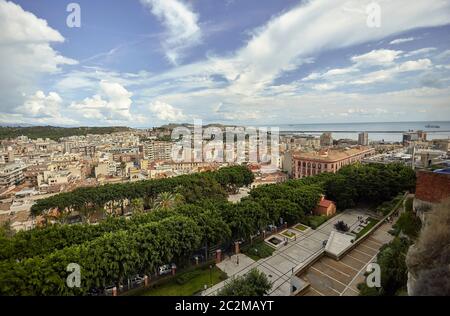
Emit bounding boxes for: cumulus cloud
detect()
[0,0,77,112]
[70,81,134,121]
[149,100,187,122]
[351,49,403,66]
[140,0,202,65]
[15,91,78,125]
[351,58,432,85]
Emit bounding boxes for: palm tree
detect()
[119,161,127,178]
[153,192,184,210]
[130,198,144,214]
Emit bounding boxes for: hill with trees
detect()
[0,126,131,140]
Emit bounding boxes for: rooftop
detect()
[293,146,373,162]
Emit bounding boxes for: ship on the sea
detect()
[425,124,440,128]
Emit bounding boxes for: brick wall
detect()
[415,170,450,203]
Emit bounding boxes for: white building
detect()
[0,163,26,188]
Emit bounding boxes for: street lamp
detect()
[209,265,213,286]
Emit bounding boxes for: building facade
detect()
[292,147,375,179]
[0,163,26,188]
[358,132,369,146]
[320,132,333,147]
[144,141,172,161]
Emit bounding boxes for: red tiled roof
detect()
[318,199,333,208]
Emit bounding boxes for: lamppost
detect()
[209,264,213,286]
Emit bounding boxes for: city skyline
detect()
[1,0,450,128]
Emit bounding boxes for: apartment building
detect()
[292,146,375,179]
[144,141,172,161]
[358,132,369,146]
[320,132,333,147]
[0,163,26,188]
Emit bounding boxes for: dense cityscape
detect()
[0,0,449,309]
[0,124,449,297]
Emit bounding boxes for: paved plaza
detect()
[298,221,394,296]
[202,208,375,296]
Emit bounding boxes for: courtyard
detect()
[202,208,376,296]
[298,222,394,296]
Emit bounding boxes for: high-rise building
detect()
[403,130,427,145]
[358,132,369,146]
[320,132,333,147]
[144,140,172,161]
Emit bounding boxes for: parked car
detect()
[192,254,205,262]
[87,288,102,296]
[159,264,172,275]
[130,275,145,286]
[104,284,123,295]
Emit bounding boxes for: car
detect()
[159,264,172,275]
[130,275,145,286]
[104,284,123,295]
[88,288,102,296]
[192,254,205,262]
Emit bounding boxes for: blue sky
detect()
[1,0,450,127]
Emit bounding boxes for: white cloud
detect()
[351,58,432,85]
[17,91,62,118]
[312,83,336,91]
[0,0,77,112]
[15,91,78,125]
[70,81,134,121]
[323,68,357,77]
[404,47,437,58]
[149,100,187,122]
[220,0,450,95]
[390,37,415,45]
[140,0,202,65]
[134,0,450,99]
[398,58,432,71]
[351,49,402,66]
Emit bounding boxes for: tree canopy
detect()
[0,163,416,295]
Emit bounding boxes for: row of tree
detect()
[2,163,414,263]
[0,215,202,295]
[30,165,254,217]
[0,163,416,295]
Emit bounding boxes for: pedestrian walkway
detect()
[202,208,374,296]
[297,220,395,296]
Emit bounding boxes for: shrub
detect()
[404,197,413,213]
[217,268,271,296]
[334,221,349,232]
[392,212,421,239]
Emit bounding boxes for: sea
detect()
[276,121,450,142]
